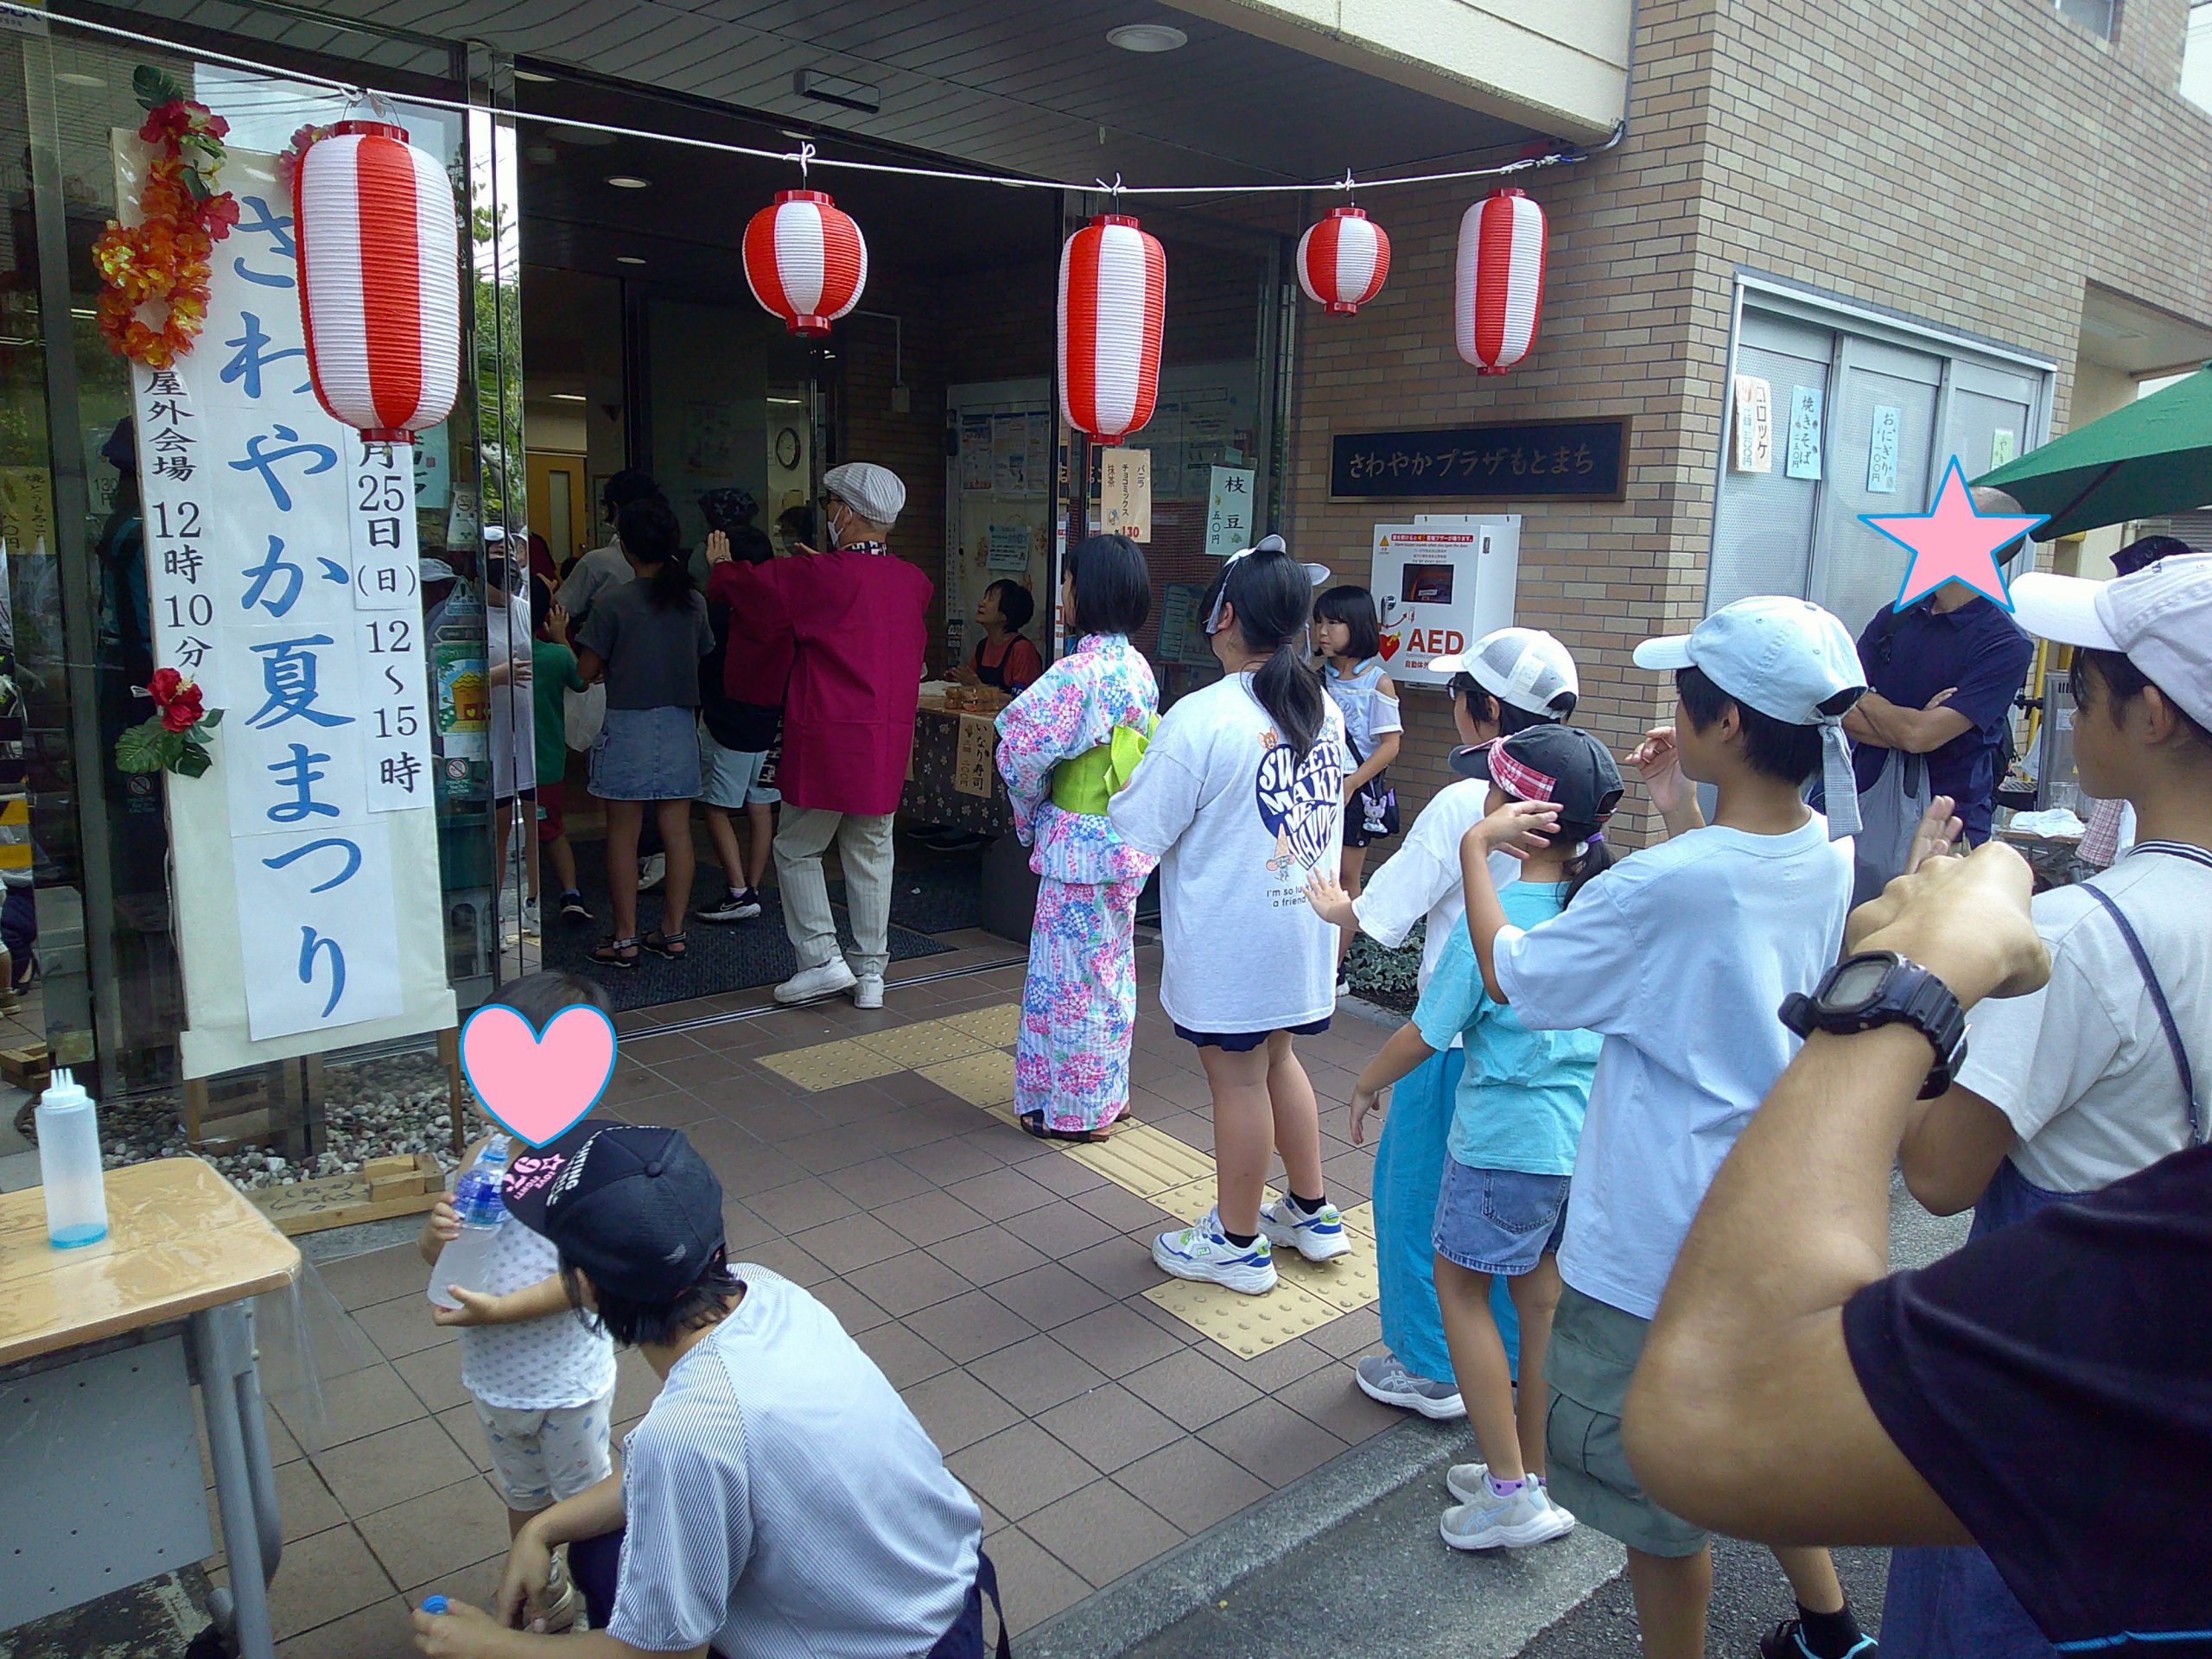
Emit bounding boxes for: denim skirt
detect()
[589,705,702,801]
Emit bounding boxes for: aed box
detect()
[1368,515,1522,686]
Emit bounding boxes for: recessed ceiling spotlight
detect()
[55,71,107,87]
[1106,23,1187,51]
[615,255,647,265]
[605,175,650,189]
[550,392,588,402]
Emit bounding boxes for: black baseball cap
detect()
[1452,725,1624,827]
[507,1125,725,1302]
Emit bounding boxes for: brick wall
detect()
[1283,0,2212,853]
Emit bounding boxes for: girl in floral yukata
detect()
[995,533,1159,1141]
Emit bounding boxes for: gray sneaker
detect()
[1356,1352,1465,1420]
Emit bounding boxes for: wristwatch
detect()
[1778,950,1968,1100]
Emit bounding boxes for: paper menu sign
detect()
[1101,448,1152,542]
[1785,386,1824,480]
[953,715,996,797]
[1867,404,1903,494]
[1205,465,1255,556]
[1732,374,1773,474]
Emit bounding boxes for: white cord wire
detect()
[24,0,1586,197]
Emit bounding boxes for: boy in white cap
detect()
[705,461,930,1008]
[1318,627,1580,1421]
[1455,596,1874,1659]
[1878,552,2212,1659]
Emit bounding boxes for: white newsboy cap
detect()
[823,461,907,527]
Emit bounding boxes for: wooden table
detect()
[1,1159,301,1655]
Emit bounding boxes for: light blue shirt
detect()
[1412,881,1599,1178]
[1495,817,1853,1319]
[608,1270,981,1658]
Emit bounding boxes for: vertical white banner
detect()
[125,135,451,1062]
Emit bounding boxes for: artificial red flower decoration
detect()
[118,668,223,779]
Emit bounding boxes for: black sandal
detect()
[591,936,640,969]
[641,930,690,961]
[1019,1111,1128,1145]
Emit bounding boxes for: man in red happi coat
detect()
[705,462,930,1009]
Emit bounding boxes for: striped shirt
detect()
[607,1270,981,1657]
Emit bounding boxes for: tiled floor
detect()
[232,931,1402,1656]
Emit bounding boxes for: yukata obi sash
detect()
[1049,716,1156,814]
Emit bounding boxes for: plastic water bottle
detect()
[35,1068,108,1249]
[427,1135,511,1309]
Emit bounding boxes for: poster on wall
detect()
[960,416,994,490]
[1867,404,1903,494]
[986,524,1031,573]
[121,135,454,1069]
[1732,374,1773,474]
[1990,428,2017,468]
[1205,465,1255,556]
[1785,386,1824,480]
[1101,448,1152,543]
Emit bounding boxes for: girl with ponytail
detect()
[1109,537,1354,1296]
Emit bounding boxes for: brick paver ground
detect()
[208,931,1401,1656]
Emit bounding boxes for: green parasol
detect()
[1974,364,2212,540]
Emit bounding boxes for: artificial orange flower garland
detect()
[92,67,239,370]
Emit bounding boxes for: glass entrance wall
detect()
[1,7,513,1096]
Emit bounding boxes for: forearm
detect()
[461,1625,635,1659]
[493,1274,575,1323]
[1459,837,1511,1001]
[1357,1022,1436,1095]
[1344,734,1398,791]
[524,1471,626,1550]
[418,1218,444,1266]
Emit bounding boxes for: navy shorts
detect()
[1172,1017,1331,1052]
[1433,1159,1569,1275]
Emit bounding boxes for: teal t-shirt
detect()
[531,639,585,788]
[1412,880,1600,1177]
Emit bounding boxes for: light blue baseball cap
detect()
[1633,595,1867,837]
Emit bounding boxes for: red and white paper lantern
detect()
[1295,206,1390,314]
[742,189,868,336]
[294,121,462,443]
[1454,188,1547,374]
[1058,213,1166,444]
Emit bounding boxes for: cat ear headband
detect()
[1204,535,1328,632]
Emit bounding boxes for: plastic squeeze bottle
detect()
[35,1068,109,1249]
[427,1135,512,1310]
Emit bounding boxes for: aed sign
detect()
[1368,518,1522,686]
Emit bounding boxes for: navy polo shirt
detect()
[1853,592,2034,842]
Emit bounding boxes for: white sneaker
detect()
[775,958,858,1004]
[639,854,667,892]
[1153,1208,1276,1295]
[1440,1481,1576,1551]
[1257,1195,1352,1262]
[696,889,762,924]
[850,974,884,1010]
[1357,1353,1465,1420]
[1446,1462,1560,1503]
[521,898,541,939]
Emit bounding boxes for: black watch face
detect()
[1827,955,1892,1012]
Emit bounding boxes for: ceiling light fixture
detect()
[550,392,588,402]
[513,67,556,83]
[55,71,107,87]
[605,175,651,189]
[1106,23,1188,51]
[615,255,647,265]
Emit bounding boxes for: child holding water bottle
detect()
[420,971,618,1630]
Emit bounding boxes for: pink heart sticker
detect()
[458,1004,618,1147]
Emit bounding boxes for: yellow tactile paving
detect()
[1060,1122,1217,1198]
[1274,1242,1381,1312]
[758,1039,904,1091]
[1154,1177,1279,1222]
[941,1004,1022,1047]
[916,1052,1018,1108]
[1340,1200,1376,1237]
[855,1022,996,1068]
[1143,1274,1344,1357]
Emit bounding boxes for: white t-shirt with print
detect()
[456,1215,617,1412]
[1110,672,1347,1034]
[1955,843,2211,1194]
[1494,815,1853,1320]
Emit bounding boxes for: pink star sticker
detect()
[1861,458,2047,611]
